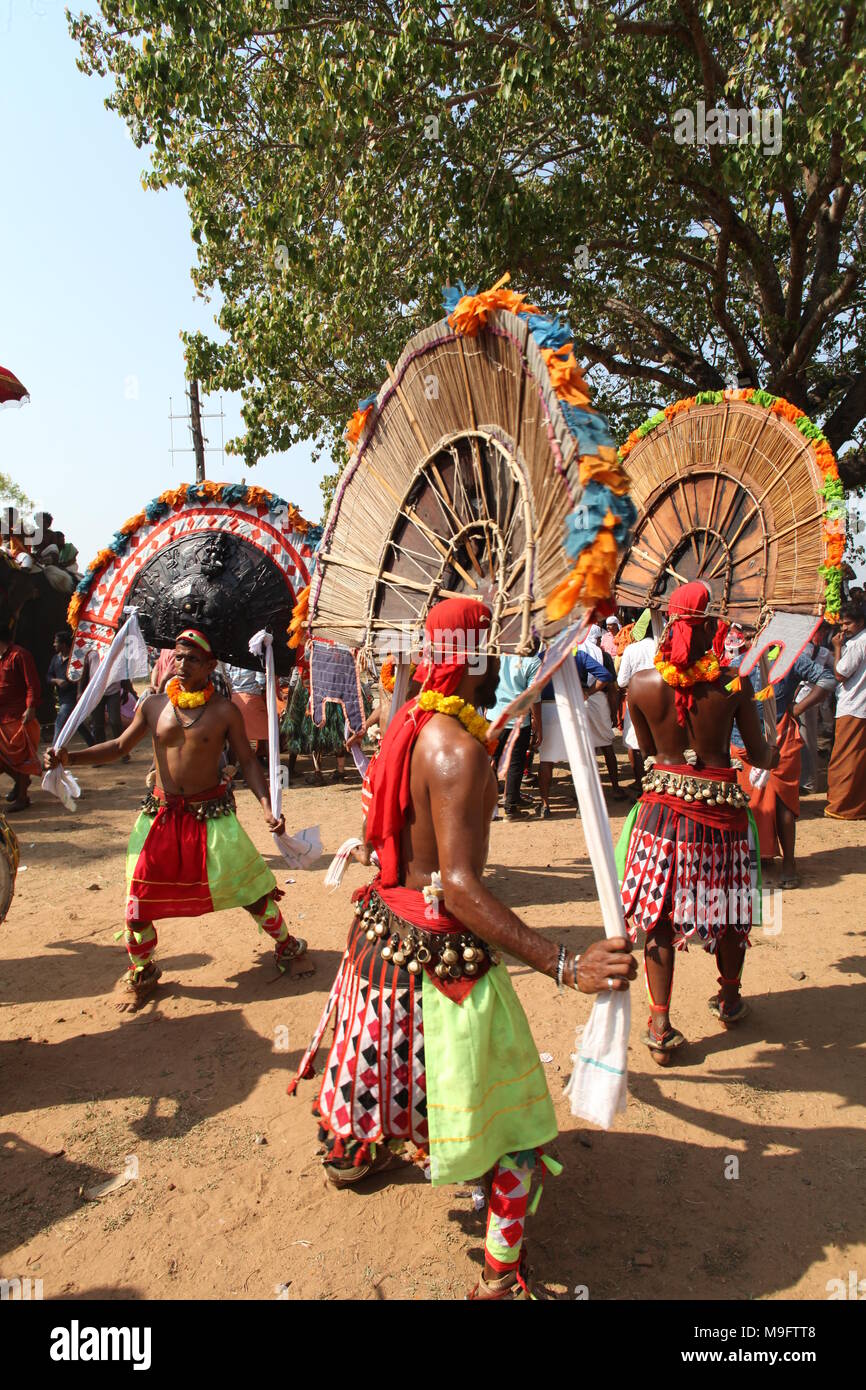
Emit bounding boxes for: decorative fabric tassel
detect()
[324,838,363,889]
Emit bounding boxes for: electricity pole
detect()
[189,377,206,482]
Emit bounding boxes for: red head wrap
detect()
[366,597,492,885]
[658,581,729,724]
[659,581,711,666]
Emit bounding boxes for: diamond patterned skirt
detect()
[619,795,759,950]
[304,917,428,1149]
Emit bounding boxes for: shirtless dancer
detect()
[618,583,778,1064]
[46,629,311,1009]
[291,598,636,1298]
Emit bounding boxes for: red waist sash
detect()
[358,874,463,935]
[354,875,486,1002]
[641,764,748,832]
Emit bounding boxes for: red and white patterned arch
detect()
[69,498,314,679]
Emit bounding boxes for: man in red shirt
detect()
[0,622,42,810]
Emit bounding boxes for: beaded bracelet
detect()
[555,944,567,992]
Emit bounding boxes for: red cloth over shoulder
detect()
[366,597,491,886]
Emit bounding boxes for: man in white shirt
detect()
[826,602,866,819]
[617,634,657,789]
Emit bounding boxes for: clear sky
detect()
[0,1,326,569]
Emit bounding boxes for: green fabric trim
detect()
[614,801,641,883]
[206,813,276,912]
[422,966,557,1187]
[125,811,154,893]
[795,416,824,442]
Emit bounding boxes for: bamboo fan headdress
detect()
[308,276,636,654]
[615,390,846,626]
[66,483,318,678]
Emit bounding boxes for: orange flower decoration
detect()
[546,528,619,619]
[120,511,147,536]
[345,404,373,449]
[287,584,310,650]
[540,346,591,407]
[67,592,84,630]
[159,484,189,508]
[447,285,542,337]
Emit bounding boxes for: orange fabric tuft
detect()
[540,346,591,406]
[345,404,373,447]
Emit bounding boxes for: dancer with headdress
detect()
[290,597,636,1298]
[45,629,311,1009]
[615,581,778,1065]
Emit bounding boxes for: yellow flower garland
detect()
[166,677,215,709]
[417,690,493,747]
[653,652,721,689]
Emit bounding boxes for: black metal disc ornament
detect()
[128,529,296,674]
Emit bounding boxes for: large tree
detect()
[70,1,866,510]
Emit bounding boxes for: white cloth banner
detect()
[41,608,149,811]
[248,630,322,869]
[552,656,630,1130]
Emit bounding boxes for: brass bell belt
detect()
[641,768,749,810]
[141,787,237,821]
[354,890,499,982]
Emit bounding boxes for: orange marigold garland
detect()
[654,651,722,689]
[439,273,634,624]
[287,583,311,650]
[380,655,418,693]
[165,677,215,709]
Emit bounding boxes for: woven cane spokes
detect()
[616,398,827,623]
[618,467,773,619]
[367,431,530,652]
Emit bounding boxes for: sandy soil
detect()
[1,744,864,1302]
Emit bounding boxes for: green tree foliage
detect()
[70,1,866,511]
[0,473,33,511]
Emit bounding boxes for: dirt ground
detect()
[1,742,864,1302]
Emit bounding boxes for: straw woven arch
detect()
[616,397,830,624]
[310,310,591,654]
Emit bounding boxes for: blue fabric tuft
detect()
[441,281,477,314]
[220,484,247,505]
[563,483,637,557]
[523,313,573,350]
[560,402,616,453]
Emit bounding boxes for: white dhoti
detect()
[542,692,613,761]
[623,700,639,751]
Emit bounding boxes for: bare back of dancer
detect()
[627,664,778,770]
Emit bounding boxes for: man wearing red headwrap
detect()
[291,596,635,1299]
[615,581,778,1066]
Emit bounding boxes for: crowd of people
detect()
[0,507,80,594]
